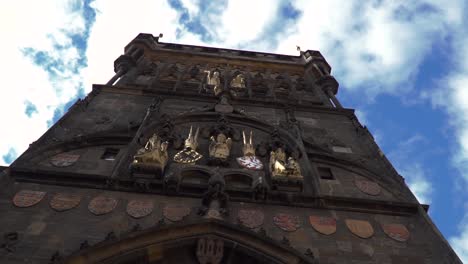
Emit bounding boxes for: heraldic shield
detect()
[126,199,154,219]
[88,196,117,215]
[237,209,264,229]
[50,193,81,211]
[13,190,46,208]
[163,204,191,222]
[346,219,374,239]
[273,213,301,232]
[382,223,410,242]
[309,215,337,235]
[50,153,80,167]
[354,179,381,196]
[236,156,264,170]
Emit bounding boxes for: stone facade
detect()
[0,33,461,263]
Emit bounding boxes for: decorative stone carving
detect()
[50,153,80,167]
[209,133,232,162]
[196,236,224,264]
[204,70,222,96]
[131,133,169,174]
[273,213,301,232]
[50,193,81,212]
[13,190,46,208]
[238,209,264,229]
[269,148,303,182]
[199,170,229,216]
[382,223,410,242]
[174,126,203,164]
[126,199,153,219]
[163,204,191,222]
[230,73,246,89]
[355,178,381,196]
[309,215,337,235]
[88,196,117,216]
[237,130,264,170]
[346,219,374,239]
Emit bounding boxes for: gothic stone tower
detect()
[0,33,462,264]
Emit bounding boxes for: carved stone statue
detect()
[174,126,203,164]
[134,133,168,164]
[230,73,245,89]
[209,133,232,160]
[131,133,169,176]
[205,70,222,96]
[269,147,302,181]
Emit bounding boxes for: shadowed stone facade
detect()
[0,33,461,263]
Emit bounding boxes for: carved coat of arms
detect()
[126,199,154,218]
[238,209,264,228]
[309,215,336,235]
[50,193,81,211]
[237,130,263,170]
[13,190,46,208]
[355,179,381,196]
[88,196,117,215]
[163,204,191,222]
[50,153,80,167]
[382,223,410,242]
[236,156,263,170]
[346,219,374,239]
[273,213,300,232]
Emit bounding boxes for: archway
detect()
[65,220,313,264]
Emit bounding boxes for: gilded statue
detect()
[133,133,169,170]
[204,70,222,96]
[242,130,255,156]
[269,148,302,181]
[209,133,232,160]
[174,126,203,164]
[230,73,245,89]
[237,130,263,170]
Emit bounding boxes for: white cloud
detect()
[83,0,179,91]
[278,0,464,97]
[0,0,90,165]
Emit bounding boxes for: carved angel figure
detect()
[205,70,222,95]
[209,133,232,160]
[133,133,169,169]
[230,73,245,89]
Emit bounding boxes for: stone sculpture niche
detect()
[269,147,303,191]
[130,133,169,178]
[174,126,203,164]
[204,70,222,96]
[208,133,232,166]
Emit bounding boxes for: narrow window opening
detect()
[318,167,334,180]
[101,148,119,161]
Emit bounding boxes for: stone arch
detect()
[64,220,313,264]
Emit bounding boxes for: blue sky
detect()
[0,0,467,260]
